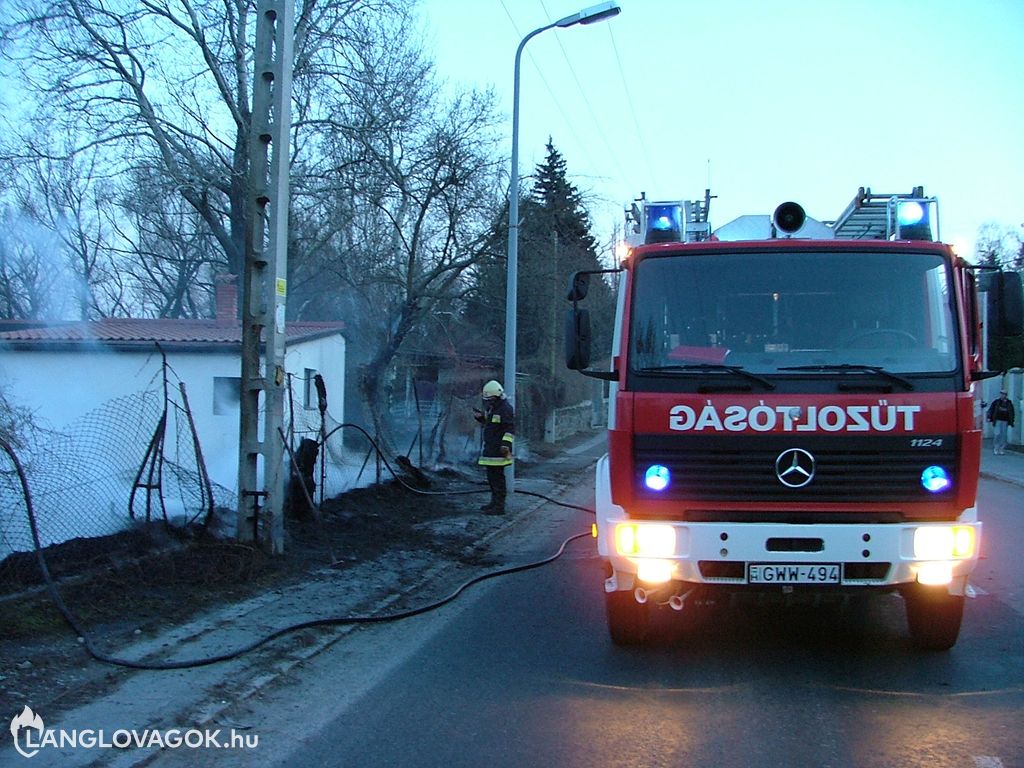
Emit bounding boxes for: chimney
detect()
[215,274,238,325]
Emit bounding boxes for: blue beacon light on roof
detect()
[898,201,926,226]
[644,203,683,244]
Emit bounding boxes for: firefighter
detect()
[473,380,514,515]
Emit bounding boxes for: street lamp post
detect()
[505,1,620,485]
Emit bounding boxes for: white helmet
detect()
[482,380,504,398]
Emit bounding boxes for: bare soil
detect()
[0,462,499,721]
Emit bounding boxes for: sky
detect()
[416,0,1024,259]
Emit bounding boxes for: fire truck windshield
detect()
[629,249,958,380]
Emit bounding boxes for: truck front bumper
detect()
[598,515,981,596]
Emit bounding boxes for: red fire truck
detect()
[566,187,1022,649]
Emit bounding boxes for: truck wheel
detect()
[903,586,964,651]
[605,589,650,645]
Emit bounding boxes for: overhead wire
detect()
[496,0,605,183]
[606,23,659,192]
[536,0,630,182]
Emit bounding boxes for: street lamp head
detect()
[556,1,621,28]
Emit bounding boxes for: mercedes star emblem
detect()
[775,448,816,488]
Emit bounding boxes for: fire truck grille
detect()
[633,434,958,503]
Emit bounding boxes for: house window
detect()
[303,369,319,410]
[214,377,241,415]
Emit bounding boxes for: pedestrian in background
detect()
[987,389,1015,455]
[473,380,514,515]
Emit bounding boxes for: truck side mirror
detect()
[566,272,590,302]
[988,271,1024,337]
[565,307,592,370]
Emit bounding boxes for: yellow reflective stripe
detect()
[490,415,502,423]
[478,457,512,466]
[502,435,514,444]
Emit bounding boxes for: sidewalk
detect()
[980,439,1024,488]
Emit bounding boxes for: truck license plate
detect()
[747,563,840,585]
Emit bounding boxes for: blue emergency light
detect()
[644,204,683,244]
[644,464,671,491]
[921,465,951,493]
[895,200,933,241]
[897,201,925,227]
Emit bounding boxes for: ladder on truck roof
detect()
[828,186,939,241]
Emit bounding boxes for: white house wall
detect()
[283,334,348,498]
[284,333,347,433]
[0,333,346,496]
[1,347,178,428]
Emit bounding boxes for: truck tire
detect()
[903,585,964,651]
[605,589,650,645]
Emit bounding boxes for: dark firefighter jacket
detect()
[476,397,515,467]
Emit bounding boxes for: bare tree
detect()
[976,223,1023,270]
[287,26,504,452]
[0,201,64,319]
[2,0,507,457]
[1,0,407,285]
[111,166,226,318]
[4,144,125,319]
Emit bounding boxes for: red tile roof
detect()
[0,318,344,349]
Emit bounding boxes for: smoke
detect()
[0,204,94,321]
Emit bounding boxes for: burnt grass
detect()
[0,463,494,717]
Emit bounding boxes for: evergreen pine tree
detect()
[513,139,616,438]
[462,139,617,439]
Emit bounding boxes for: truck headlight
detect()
[614,523,676,558]
[913,526,976,560]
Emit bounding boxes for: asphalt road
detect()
[152,476,1024,768]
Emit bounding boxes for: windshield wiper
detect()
[637,364,775,390]
[778,364,914,391]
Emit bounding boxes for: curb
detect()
[980,469,1024,489]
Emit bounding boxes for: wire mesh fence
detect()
[0,361,234,589]
[0,362,456,590]
[1,355,597,591]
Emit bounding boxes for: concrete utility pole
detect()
[237,0,294,554]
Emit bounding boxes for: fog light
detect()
[917,561,954,586]
[636,558,674,583]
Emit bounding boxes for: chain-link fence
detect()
[1,357,599,590]
[0,362,419,589]
[0,360,235,587]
